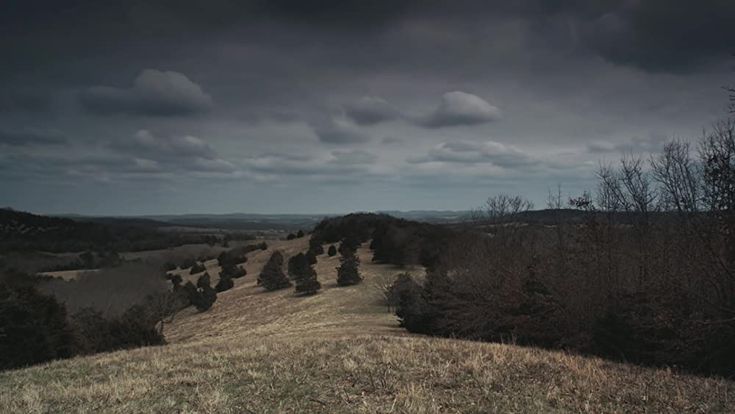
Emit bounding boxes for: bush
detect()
[305,250,317,265]
[217,250,247,268]
[166,273,183,290]
[297,230,305,238]
[0,282,76,370]
[215,275,234,292]
[258,251,292,291]
[189,262,206,275]
[71,299,166,355]
[388,273,436,334]
[286,233,296,240]
[179,257,196,270]
[327,245,337,256]
[0,271,170,370]
[288,253,320,296]
[308,236,325,255]
[336,250,362,286]
[339,235,361,256]
[182,273,217,311]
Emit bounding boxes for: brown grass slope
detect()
[1,238,734,413]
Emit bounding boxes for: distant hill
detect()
[0,209,211,253]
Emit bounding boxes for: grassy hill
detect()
[1,237,733,413]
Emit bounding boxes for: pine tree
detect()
[339,235,360,257]
[305,250,317,265]
[189,261,206,275]
[258,251,292,291]
[308,236,325,255]
[288,253,321,295]
[337,250,362,286]
[215,274,234,292]
[184,273,217,311]
[327,245,337,256]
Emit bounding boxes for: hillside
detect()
[1,237,733,413]
[0,209,209,253]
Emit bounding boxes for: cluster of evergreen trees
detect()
[168,272,217,312]
[214,250,247,292]
[257,235,363,296]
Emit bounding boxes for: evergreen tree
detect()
[296,229,305,238]
[288,253,321,295]
[339,235,361,257]
[183,273,217,311]
[337,250,362,286]
[308,236,325,255]
[189,261,206,275]
[327,245,337,256]
[215,274,234,292]
[305,250,317,265]
[258,251,292,291]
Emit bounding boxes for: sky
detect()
[1,0,733,215]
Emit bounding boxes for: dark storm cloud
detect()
[0,129,66,147]
[0,90,51,113]
[580,0,735,72]
[79,69,213,116]
[2,1,732,78]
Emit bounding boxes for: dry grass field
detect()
[1,237,734,413]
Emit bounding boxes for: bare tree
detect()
[596,163,624,212]
[700,119,735,212]
[484,194,534,223]
[620,155,657,215]
[651,140,701,213]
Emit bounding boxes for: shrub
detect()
[327,245,337,256]
[339,235,361,256]
[166,273,183,290]
[286,233,296,240]
[258,251,292,291]
[288,253,321,296]
[336,250,362,286]
[297,230,305,238]
[0,271,170,370]
[189,262,206,275]
[182,273,217,311]
[305,250,317,265]
[71,300,166,355]
[388,273,435,334]
[0,283,76,370]
[179,257,196,270]
[308,236,325,255]
[215,275,234,292]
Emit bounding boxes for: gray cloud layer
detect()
[0,1,732,214]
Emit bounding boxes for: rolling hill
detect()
[0,237,733,413]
